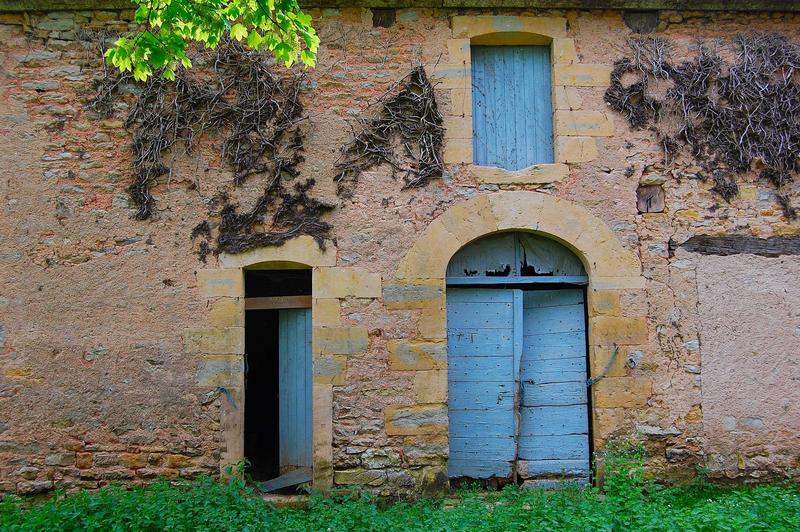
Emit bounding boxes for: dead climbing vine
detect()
[605,33,800,219]
[89,38,334,259]
[90,40,446,259]
[334,66,444,198]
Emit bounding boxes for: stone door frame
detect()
[384,191,650,456]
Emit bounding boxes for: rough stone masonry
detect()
[0,2,798,497]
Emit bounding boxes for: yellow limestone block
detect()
[592,377,652,408]
[554,110,615,137]
[553,64,612,87]
[385,404,448,435]
[555,136,598,163]
[414,370,448,403]
[208,297,244,327]
[590,316,649,345]
[183,327,244,355]
[313,267,381,299]
[197,269,244,298]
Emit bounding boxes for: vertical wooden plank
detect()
[278,308,313,470]
[533,46,554,164]
[513,46,527,169]
[522,47,535,166]
[303,309,313,467]
[471,45,554,170]
[471,46,487,165]
[502,47,516,168]
[513,290,523,376]
[485,48,499,168]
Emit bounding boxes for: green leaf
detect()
[106,0,319,80]
[247,29,263,49]
[301,49,315,67]
[230,23,248,41]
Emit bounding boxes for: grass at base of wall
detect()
[1,475,798,531]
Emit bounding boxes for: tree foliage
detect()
[105,0,319,81]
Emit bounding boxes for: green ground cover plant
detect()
[2,442,798,531]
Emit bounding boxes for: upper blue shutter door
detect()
[472,45,554,170]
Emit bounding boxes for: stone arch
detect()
[388,191,649,454]
[396,191,642,286]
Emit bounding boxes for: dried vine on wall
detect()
[90,39,333,260]
[91,43,446,259]
[605,33,800,219]
[334,66,445,198]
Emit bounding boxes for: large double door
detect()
[447,287,590,484]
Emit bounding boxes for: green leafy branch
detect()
[105,0,319,81]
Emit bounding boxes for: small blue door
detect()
[278,308,312,471]
[447,288,522,479]
[519,290,590,482]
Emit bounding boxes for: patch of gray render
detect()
[392,406,447,429]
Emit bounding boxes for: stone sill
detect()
[2,1,796,12]
[470,163,568,185]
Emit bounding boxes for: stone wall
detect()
[0,6,798,496]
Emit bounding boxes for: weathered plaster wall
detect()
[0,7,798,496]
[693,253,800,480]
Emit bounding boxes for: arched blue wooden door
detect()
[446,233,590,484]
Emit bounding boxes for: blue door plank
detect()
[522,342,587,361]
[520,356,585,378]
[472,45,488,167]
[447,303,515,327]
[450,381,514,407]
[449,458,513,479]
[472,45,553,170]
[520,405,589,436]
[278,308,312,470]
[533,46,554,164]
[521,369,586,385]
[520,306,585,335]
[523,459,590,476]
[524,331,586,357]
[519,434,590,460]
[448,356,514,381]
[521,381,588,407]
[448,288,516,303]
[450,436,517,454]
[523,289,584,306]
[449,414,515,438]
[448,329,515,356]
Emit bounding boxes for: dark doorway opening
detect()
[244,268,313,489]
[244,309,279,481]
[245,268,311,298]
